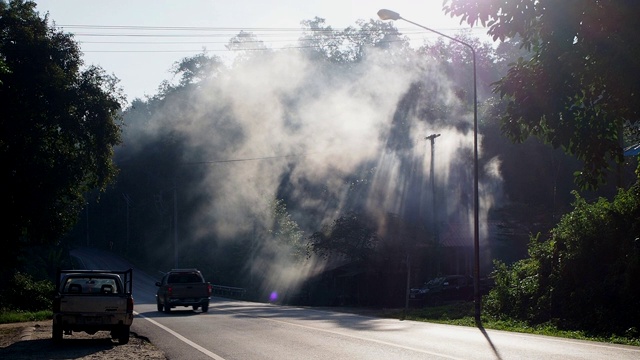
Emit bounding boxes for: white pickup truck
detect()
[52,269,134,344]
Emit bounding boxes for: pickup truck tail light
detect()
[208,283,212,296]
[127,296,134,313]
[167,286,173,296]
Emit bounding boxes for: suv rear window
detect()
[167,273,202,283]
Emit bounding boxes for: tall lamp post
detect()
[378,9,481,325]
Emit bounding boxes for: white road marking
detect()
[134,311,226,360]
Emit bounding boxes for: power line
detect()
[60,24,485,39]
[58,24,481,32]
[59,25,336,31]
[184,153,312,165]
[57,23,489,53]
[80,40,273,44]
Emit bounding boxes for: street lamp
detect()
[378,9,481,325]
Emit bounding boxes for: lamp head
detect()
[377,9,401,21]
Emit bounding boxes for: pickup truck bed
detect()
[53,269,134,344]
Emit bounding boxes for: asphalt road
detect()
[71,247,640,360]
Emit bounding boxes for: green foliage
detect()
[268,199,306,261]
[307,212,378,263]
[15,245,73,282]
[299,17,410,63]
[485,173,640,335]
[484,256,542,322]
[0,272,54,312]
[0,0,124,266]
[444,0,640,188]
[0,310,52,324]
[157,52,224,93]
[226,30,268,58]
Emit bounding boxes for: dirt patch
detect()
[0,320,166,359]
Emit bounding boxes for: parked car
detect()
[409,275,473,305]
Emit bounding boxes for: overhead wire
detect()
[55,24,489,53]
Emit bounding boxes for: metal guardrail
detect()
[212,285,246,298]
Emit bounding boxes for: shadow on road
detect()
[478,323,504,360]
[0,337,117,360]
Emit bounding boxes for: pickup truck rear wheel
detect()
[157,299,163,312]
[118,326,130,344]
[52,324,62,342]
[201,302,209,313]
[163,297,171,313]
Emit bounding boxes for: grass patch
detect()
[381,302,639,347]
[0,310,52,324]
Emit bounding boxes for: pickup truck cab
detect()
[53,269,134,344]
[156,268,211,313]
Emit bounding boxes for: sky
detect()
[33,0,488,102]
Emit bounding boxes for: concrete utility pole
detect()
[425,134,440,241]
[426,133,441,275]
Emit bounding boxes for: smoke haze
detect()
[120,36,502,297]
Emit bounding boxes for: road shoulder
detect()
[0,320,166,360]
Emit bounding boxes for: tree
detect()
[307,212,378,263]
[0,0,124,274]
[299,17,409,64]
[267,199,305,261]
[444,0,640,188]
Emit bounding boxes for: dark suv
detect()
[409,275,473,305]
[155,268,211,313]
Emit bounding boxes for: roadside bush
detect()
[0,272,54,312]
[485,178,640,335]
